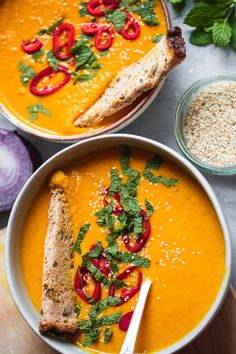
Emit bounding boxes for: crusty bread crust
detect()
[39,187,77,336]
[74,26,186,127]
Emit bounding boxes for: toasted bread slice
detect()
[39,187,77,335]
[74,27,186,127]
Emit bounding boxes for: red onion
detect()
[0,129,34,211]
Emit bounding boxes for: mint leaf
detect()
[74,304,81,316]
[80,2,88,17]
[83,329,101,347]
[89,296,122,318]
[73,45,97,70]
[73,72,98,83]
[212,20,232,47]
[131,1,159,26]
[152,34,163,43]
[18,61,35,86]
[83,257,110,287]
[104,328,113,344]
[46,50,60,70]
[120,146,139,179]
[96,312,122,326]
[74,224,90,254]
[105,245,151,268]
[109,168,121,196]
[120,195,141,216]
[230,11,236,51]
[100,50,109,57]
[37,17,64,35]
[133,216,143,235]
[184,3,228,27]
[112,277,127,289]
[32,49,45,62]
[105,9,127,31]
[189,28,213,46]
[145,199,154,217]
[27,103,51,122]
[143,156,178,187]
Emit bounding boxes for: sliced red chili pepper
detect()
[119,10,140,41]
[119,311,134,331]
[90,244,110,276]
[109,266,142,303]
[82,23,101,35]
[122,209,150,253]
[21,38,43,54]
[103,189,123,214]
[86,0,117,16]
[94,26,114,51]
[53,23,75,60]
[30,65,71,96]
[74,266,101,303]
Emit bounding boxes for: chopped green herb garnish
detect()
[79,2,89,17]
[152,34,163,43]
[120,146,139,179]
[89,296,122,318]
[99,50,109,57]
[96,312,122,327]
[46,50,61,70]
[133,216,143,235]
[74,224,90,254]
[121,174,140,197]
[82,256,110,287]
[32,49,45,62]
[145,199,154,217]
[74,304,81,316]
[71,44,96,69]
[143,156,178,187]
[83,329,101,347]
[120,195,141,216]
[130,1,159,26]
[104,328,113,344]
[73,72,98,84]
[109,168,121,196]
[18,61,35,86]
[95,203,114,226]
[27,103,51,122]
[112,277,127,289]
[105,245,151,268]
[105,9,127,31]
[37,17,64,35]
[89,241,102,258]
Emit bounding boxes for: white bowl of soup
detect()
[6,134,231,354]
[0,0,185,142]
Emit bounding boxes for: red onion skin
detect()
[0,129,33,212]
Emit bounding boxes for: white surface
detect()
[0,3,235,288]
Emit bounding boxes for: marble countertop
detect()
[0,5,235,286]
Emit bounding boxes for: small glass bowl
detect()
[173,74,236,176]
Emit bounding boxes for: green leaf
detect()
[105,245,151,268]
[27,103,51,122]
[18,61,36,86]
[74,224,90,254]
[96,312,122,326]
[133,216,143,235]
[131,1,159,26]
[46,50,60,70]
[184,3,229,27]
[112,277,127,289]
[145,199,154,217]
[80,2,88,17]
[230,10,236,51]
[83,257,110,287]
[152,34,163,43]
[99,50,109,57]
[89,296,122,318]
[143,156,178,187]
[32,50,45,62]
[37,17,64,35]
[83,329,101,347]
[78,318,94,332]
[120,195,141,216]
[74,304,81,316]
[73,72,98,84]
[189,28,213,46]
[120,146,139,179]
[74,45,97,70]
[104,328,113,344]
[212,20,232,47]
[71,33,92,51]
[109,168,121,196]
[105,9,127,31]
[89,241,102,258]
[121,174,140,197]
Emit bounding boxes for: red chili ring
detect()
[122,209,150,253]
[109,266,143,303]
[30,65,71,96]
[94,26,114,51]
[74,266,101,303]
[90,244,110,276]
[82,23,101,35]
[86,0,117,16]
[119,10,140,41]
[53,23,75,60]
[21,38,43,54]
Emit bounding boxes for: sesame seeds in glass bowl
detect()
[173,74,236,175]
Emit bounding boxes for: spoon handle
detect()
[119,278,152,354]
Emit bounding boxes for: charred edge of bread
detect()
[39,187,77,336]
[74,26,186,128]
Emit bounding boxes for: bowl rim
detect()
[0,0,171,143]
[173,73,236,176]
[6,133,232,354]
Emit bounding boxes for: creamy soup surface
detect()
[21,147,225,353]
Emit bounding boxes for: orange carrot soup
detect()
[0,0,166,136]
[21,147,226,353]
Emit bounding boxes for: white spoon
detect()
[119,278,152,354]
